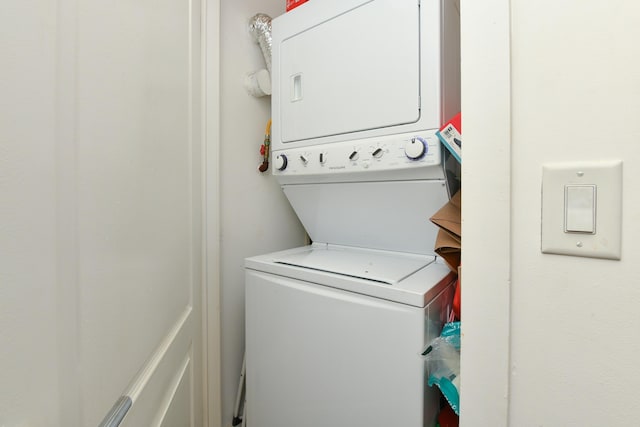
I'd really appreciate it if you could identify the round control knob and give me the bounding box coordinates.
[404,137,427,160]
[372,148,384,159]
[275,154,288,171]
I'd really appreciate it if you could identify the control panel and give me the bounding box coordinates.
[272,132,443,183]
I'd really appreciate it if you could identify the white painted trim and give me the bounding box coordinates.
[151,353,192,427]
[459,0,512,425]
[125,307,193,402]
[204,0,223,426]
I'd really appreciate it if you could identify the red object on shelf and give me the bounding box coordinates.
[438,404,459,427]
[286,0,309,11]
[452,271,461,320]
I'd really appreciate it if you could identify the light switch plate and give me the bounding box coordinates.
[541,160,622,260]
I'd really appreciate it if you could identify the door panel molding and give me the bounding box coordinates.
[126,307,192,403]
[155,356,192,427]
[119,307,194,426]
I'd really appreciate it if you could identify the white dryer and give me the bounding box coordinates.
[245,0,460,425]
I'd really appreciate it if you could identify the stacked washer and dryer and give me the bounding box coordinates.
[244,0,460,425]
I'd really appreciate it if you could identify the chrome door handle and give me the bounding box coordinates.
[98,395,132,427]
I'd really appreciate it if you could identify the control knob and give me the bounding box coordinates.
[404,137,427,160]
[274,154,288,171]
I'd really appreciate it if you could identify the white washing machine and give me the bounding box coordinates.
[245,245,456,427]
[245,0,460,425]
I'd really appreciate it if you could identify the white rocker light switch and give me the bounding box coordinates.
[564,185,596,234]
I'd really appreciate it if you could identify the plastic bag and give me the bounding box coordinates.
[422,322,461,415]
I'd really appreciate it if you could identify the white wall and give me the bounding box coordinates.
[463,0,640,425]
[219,1,306,425]
[509,1,640,424]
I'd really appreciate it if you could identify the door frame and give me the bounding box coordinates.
[203,0,222,426]
[459,0,512,426]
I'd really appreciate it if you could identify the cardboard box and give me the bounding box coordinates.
[430,191,461,272]
[436,112,462,163]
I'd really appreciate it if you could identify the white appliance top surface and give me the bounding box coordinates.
[245,244,454,307]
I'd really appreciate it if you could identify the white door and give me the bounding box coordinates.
[1,0,207,426]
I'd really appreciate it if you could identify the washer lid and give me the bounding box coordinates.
[246,244,454,307]
[281,180,449,255]
[274,245,435,285]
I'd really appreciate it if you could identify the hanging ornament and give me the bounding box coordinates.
[258,119,272,172]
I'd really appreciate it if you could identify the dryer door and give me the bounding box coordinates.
[277,0,420,143]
